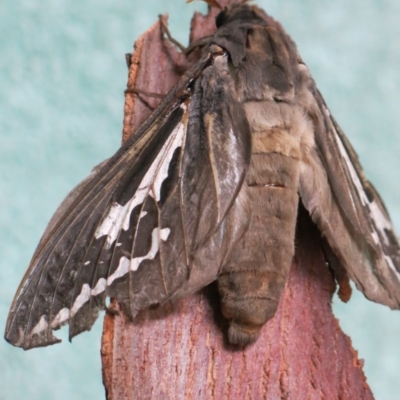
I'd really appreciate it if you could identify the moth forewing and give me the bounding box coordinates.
[5,98,191,349]
[4,39,252,349]
[300,86,400,308]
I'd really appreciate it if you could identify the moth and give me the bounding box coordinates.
[5,1,400,350]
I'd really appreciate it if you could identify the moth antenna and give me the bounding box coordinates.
[186,0,223,10]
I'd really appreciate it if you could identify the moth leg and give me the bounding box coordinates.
[159,14,213,55]
[218,153,300,345]
[125,88,166,99]
[184,36,214,55]
[159,15,187,53]
[124,88,167,111]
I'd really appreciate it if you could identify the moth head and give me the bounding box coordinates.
[214,4,298,102]
[240,25,297,102]
[215,2,262,28]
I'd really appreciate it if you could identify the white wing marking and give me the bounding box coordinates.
[130,227,170,271]
[70,284,91,317]
[94,104,187,246]
[385,255,399,278]
[106,227,171,287]
[325,106,400,282]
[50,307,70,328]
[68,278,107,320]
[29,100,186,337]
[31,315,48,335]
[91,278,107,296]
[368,200,393,244]
[107,257,130,287]
[32,227,172,332]
[326,106,392,246]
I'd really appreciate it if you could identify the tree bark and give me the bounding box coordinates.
[101,2,374,399]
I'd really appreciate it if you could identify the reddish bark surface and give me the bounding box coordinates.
[101,2,374,399]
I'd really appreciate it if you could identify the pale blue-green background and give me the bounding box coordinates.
[1,1,399,399]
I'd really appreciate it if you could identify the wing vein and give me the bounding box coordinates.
[206,117,221,221]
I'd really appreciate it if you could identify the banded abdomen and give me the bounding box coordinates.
[217,99,312,345]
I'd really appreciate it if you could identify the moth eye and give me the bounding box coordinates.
[215,9,228,28]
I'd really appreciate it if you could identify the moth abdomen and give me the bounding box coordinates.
[218,270,285,345]
[218,152,300,345]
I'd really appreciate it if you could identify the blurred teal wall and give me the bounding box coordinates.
[1,1,399,399]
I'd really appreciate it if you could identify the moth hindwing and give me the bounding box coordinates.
[5,3,400,350]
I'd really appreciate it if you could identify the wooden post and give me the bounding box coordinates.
[101,2,374,398]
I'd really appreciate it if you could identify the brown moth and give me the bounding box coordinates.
[5,2,400,350]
